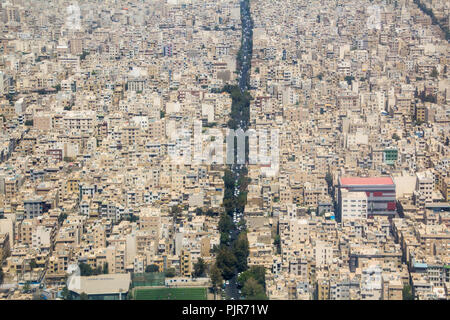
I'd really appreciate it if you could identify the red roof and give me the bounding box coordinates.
[340,177,394,186]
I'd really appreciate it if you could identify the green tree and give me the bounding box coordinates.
[23,281,31,293]
[29,260,37,270]
[80,292,89,300]
[58,213,68,224]
[241,278,267,300]
[273,235,281,254]
[193,258,206,278]
[344,76,355,86]
[218,213,233,234]
[165,268,176,278]
[392,133,400,141]
[430,67,438,78]
[237,266,266,289]
[102,262,109,274]
[0,266,4,285]
[216,247,237,280]
[145,264,160,273]
[79,263,95,276]
[325,172,333,190]
[171,205,182,220]
[79,51,89,61]
[209,264,223,300]
[233,232,249,272]
[220,232,230,246]
[402,284,414,300]
[61,286,70,300]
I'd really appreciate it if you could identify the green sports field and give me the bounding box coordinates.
[134,287,207,300]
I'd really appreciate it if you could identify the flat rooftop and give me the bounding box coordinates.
[68,273,131,295]
[340,177,394,186]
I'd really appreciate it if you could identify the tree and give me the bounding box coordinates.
[165,268,176,278]
[80,292,89,300]
[79,51,89,61]
[241,278,267,300]
[233,232,249,272]
[145,264,159,273]
[126,214,139,223]
[344,76,355,86]
[205,209,217,217]
[58,213,68,224]
[237,266,266,289]
[209,264,223,300]
[216,247,237,280]
[193,258,206,278]
[392,133,400,141]
[273,235,281,254]
[325,171,333,192]
[171,205,182,220]
[29,260,37,270]
[79,263,101,276]
[23,281,31,293]
[61,286,70,300]
[102,262,109,274]
[430,67,438,78]
[218,213,233,234]
[24,120,33,126]
[402,284,414,300]
[0,266,4,285]
[220,232,230,246]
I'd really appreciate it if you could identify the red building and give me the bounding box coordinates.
[338,177,396,217]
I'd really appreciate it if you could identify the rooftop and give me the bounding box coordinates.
[340,177,395,186]
[68,273,131,296]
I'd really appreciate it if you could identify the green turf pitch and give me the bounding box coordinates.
[134,287,207,300]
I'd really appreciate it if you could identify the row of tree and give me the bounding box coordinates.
[79,262,108,276]
[216,84,252,130]
[212,1,266,299]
